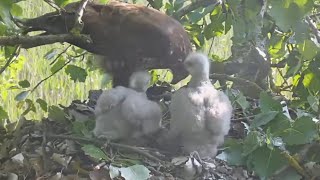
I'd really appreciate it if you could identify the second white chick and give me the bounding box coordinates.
[93,71,162,141]
[168,52,232,158]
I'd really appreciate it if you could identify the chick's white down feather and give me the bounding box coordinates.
[169,52,232,158]
[93,71,162,140]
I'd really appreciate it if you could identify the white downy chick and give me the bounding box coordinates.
[168,52,233,158]
[93,71,162,141]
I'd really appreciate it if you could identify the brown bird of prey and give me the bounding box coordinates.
[22,1,192,87]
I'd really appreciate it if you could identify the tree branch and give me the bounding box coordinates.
[306,16,320,44]
[174,0,221,19]
[0,34,92,49]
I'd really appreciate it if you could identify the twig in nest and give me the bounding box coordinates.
[46,134,165,164]
[41,121,49,172]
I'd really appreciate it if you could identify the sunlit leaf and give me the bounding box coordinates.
[10,3,23,17]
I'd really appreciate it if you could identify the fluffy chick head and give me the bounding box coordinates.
[129,71,151,92]
[184,52,210,77]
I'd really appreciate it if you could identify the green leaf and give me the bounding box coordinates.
[14,90,29,101]
[0,106,9,122]
[259,92,282,113]
[81,144,110,161]
[10,3,22,17]
[50,57,65,73]
[280,116,317,145]
[109,165,150,180]
[269,0,313,31]
[268,114,291,136]
[36,98,48,112]
[297,40,318,60]
[216,138,246,166]
[54,0,77,7]
[97,0,109,4]
[48,105,66,122]
[22,99,36,116]
[235,93,250,110]
[249,145,287,178]
[242,131,263,156]
[307,95,319,112]
[0,22,7,35]
[251,111,279,128]
[72,121,91,137]
[268,34,287,59]
[65,65,87,82]
[18,80,30,88]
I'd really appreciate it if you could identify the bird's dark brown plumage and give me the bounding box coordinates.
[24,1,192,86]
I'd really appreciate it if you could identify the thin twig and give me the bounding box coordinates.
[174,0,221,19]
[46,134,165,164]
[49,45,72,65]
[0,45,21,75]
[30,58,73,93]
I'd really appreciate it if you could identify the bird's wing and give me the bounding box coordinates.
[94,86,130,116]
